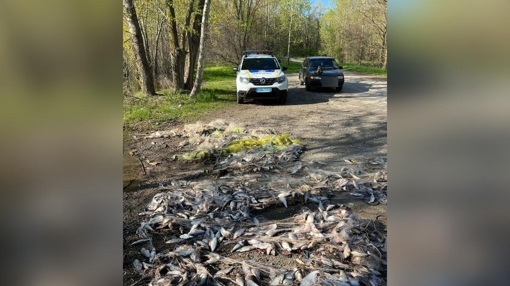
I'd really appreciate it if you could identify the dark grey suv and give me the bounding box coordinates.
[299,57,344,92]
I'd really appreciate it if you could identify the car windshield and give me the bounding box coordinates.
[309,59,339,70]
[242,58,280,70]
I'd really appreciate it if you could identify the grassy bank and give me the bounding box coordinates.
[123,66,237,131]
[341,63,387,76]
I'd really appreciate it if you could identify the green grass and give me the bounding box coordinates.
[123,65,237,131]
[341,63,387,76]
[281,61,302,73]
[201,66,237,82]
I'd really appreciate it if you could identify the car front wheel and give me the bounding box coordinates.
[237,93,244,104]
[336,84,343,92]
[305,78,311,91]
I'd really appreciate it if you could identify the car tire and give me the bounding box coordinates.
[279,91,288,105]
[336,84,343,92]
[305,78,311,91]
[237,93,244,104]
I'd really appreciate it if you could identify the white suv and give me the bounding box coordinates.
[233,50,288,104]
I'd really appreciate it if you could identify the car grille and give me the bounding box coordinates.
[250,78,277,86]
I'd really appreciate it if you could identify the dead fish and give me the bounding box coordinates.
[283,272,294,285]
[251,241,272,250]
[270,273,285,285]
[326,215,341,222]
[131,238,151,245]
[335,178,349,189]
[232,240,246,253]
[237,245,255,252]
[281,241,292,252]
[148,215,164,225]
[180,234,193,239]
[368,194,375,204]
[330,258,350,269]
[141,248,151,258]
[349,192,364,198]
[220,227,232,238]
[293,268,303,282]
[235,273,245,286]
[350,172,361,180]
[133,259,143,275]
[214,267,234,278]
[318,200,325,211]
[300,270,320,286]
[251,268,261,281]
[306,213,315,223]
[233,228,246,239]
[203,252,221,264]
[188,228,205,235]
[267,244,276,255]
[290,163,303,174]
[351,250,368,257]
[278,195,288,208]
[352,180,360,190]
[165,238,183,244]
[149,248,156,262]
[136,223,154,237]
[245,275,259,286]
[209,237,219,252]
[190,249,201,262]
[343,243,351,259]
[291,242,307,250]
[241,262,253,277]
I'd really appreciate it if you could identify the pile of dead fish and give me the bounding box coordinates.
[130,120,387,285]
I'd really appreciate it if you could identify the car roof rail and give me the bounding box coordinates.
[243,50,274,56]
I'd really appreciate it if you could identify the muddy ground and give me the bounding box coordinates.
[123,71,387,285]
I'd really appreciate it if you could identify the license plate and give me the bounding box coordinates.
[256,88,271,93]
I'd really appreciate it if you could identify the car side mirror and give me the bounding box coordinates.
[339,66,343,69]
[233,67,238,72]
[282,66,288,71]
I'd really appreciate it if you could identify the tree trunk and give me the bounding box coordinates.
[381,30,387,70]
[185,0,206,90]
[286,15,293,66]
[190,0,212,98]
[170,49,186,90]
[358,24,364,66]
[123,0,156,95]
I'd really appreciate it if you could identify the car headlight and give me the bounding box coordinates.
[310,76,321,80]
[338,75,344,79]
[277,75,286,83]
[239,77,250,84]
